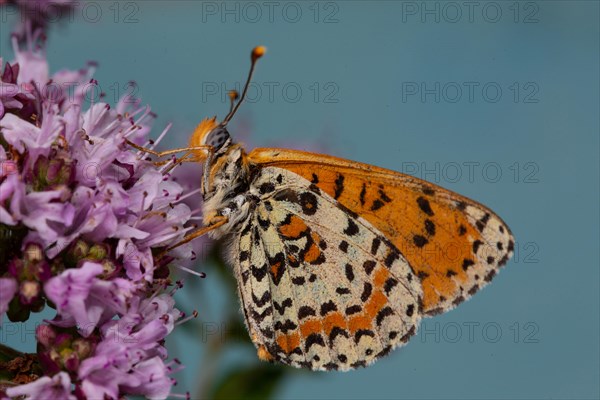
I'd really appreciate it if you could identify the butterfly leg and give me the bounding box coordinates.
[156,215,229,259]
[125,139,213,158]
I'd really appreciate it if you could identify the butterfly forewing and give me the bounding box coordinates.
[235,167,423,371]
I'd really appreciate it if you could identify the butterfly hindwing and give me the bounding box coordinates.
[247,148,515,315]
[233,167,423,370]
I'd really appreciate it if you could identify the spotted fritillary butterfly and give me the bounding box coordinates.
[141,46,514,371]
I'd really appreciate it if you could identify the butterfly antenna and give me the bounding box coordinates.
[222,45,266,126]
[227,90,239,116]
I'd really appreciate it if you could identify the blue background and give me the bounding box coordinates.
[1,1,598,399]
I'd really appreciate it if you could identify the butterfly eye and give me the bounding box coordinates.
[204,126,230,150]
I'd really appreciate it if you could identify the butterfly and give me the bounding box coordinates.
[134,46,515,371]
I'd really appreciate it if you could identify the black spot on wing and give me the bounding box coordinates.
[345,305,362,315]
[476,213,491,232]
[336,287,351,295]
[359,183,367,206]
[299,192,318,216]
[468,285,480,295]
[384,278,398,294]
[422,187,435,196]
[323,362,339,371]
[371,237,381,255]
[240,222,252,237]
[259,182,275,194]
[384,250,399,268]
[257,214,270,230]
[320,300,338,316]
[274,319,298,333]
[292,276,306,285]
[360,282,372,302]
[508,240,515,252]
[354,329,375,344]
[417,196,434,216]
[462,258,475,271]
[339,240,349,253]
[413,235,429,247]
[400,325,416,343]
[334,174,345,199]
[484,269,496,282]
[345,264,355,282]
[424,219,435,236]
[376,307,394,326]
[251,307,272,323]
[252,291,272,307]
[273,298,293,315]
[378,189,392,203]
[363,260,376,275]
[343,217,359,236]
[452,296,465,306]
[329,327,350,345]
[251,263,267,281]
[298,306,316,320]
[304,333,326,352]
[377,345,392,359]
[370,199,385,211]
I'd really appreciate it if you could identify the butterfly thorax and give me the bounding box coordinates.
[201,142,257,239]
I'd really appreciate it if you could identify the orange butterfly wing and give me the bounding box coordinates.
[247,148,515,315]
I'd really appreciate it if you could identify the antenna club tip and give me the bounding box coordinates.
[228,90,239,100]
[252,46,267,61]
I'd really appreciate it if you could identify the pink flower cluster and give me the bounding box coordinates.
[1,6,200,398]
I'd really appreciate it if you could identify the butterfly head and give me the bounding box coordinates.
[190,116,232,155]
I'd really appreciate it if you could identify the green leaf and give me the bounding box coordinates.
[210,364,286,400]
